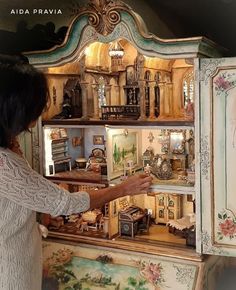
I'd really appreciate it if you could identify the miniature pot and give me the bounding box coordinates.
[76,158,87,169]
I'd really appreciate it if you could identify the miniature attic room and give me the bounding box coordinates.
[21,2,232,284]
[42,40,195,123]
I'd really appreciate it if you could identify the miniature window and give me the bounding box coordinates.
[104,203,109,217]
[144,70,151,81]
[183,70,194,107]
[155,71,161,82]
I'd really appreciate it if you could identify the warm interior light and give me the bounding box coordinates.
[109,41,124,58]
[84,46,90,56]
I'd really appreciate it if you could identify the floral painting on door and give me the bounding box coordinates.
[42,242,197,290]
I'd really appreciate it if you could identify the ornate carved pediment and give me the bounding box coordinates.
[71,0,130,36]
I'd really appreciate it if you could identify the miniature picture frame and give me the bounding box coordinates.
[106,128,142,180]
[93,135,104,145]
[59,128,68,138]
[72,136,83,147]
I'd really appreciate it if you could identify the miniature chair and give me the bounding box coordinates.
[80,221,89,232]
[138,213,151,234]
[98,215,104,230]
[76,217,89,233]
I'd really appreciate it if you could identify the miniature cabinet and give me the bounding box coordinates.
[155,193,182,224]
[23,0,234,289]
[50,137,71,175]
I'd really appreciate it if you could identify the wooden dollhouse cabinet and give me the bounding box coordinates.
[22,1,236,289]
[155,193,182,224]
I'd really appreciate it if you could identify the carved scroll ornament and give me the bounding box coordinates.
[74,0,129,36]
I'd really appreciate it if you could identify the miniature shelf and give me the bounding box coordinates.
[110,175,195,195]
[149,184,195,195]
[42,118,194,128]
[45,169,108,186]
[51,137,69,143]
[53,156,72,163]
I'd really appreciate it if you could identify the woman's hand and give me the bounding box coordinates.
[119,174,153,196]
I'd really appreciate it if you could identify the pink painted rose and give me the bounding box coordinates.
[214,76,231,90]
[140,262,163,285]
[219,218,236,237]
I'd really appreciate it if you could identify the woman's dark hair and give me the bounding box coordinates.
[0,55,48,148]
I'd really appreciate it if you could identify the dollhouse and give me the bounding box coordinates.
[22,0,236,289]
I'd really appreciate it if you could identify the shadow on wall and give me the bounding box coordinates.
[0,20,68,54]
[216,267,236,290]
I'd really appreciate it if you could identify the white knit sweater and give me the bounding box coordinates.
[0,148,90,290]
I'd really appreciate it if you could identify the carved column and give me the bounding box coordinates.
[92,84,99,119]
[80,82,89,120]
[105,85,112,105]
[138,80,146,120]
[158,82,166,119]
[166,82,173,117]
[149,81,156,119]
[114,85,120,105]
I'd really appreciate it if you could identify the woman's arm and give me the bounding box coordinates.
[87,174,152,209]
[0,151,90,215]
[0,151,152,215]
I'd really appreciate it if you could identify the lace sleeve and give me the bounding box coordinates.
[0,152,90,216]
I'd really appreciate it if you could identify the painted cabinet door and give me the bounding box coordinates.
[18,118,42,173]
[43,241,201,290]
[198,57,236,256]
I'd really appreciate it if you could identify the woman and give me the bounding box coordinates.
[0,57,152,290]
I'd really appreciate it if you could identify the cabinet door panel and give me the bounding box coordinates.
[199,57,236,256]
[18,118,42,173]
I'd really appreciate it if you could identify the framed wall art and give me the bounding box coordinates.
[106,128,142,180]
[93,135,105,145]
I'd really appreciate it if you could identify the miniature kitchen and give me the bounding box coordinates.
[23,1,234,289]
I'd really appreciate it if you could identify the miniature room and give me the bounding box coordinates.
[42,40,194,122]
[41,124,196,248]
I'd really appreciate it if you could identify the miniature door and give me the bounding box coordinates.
[199,57,236,256]
[155,193,182,224]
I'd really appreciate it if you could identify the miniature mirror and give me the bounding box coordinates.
[169,130,185,154]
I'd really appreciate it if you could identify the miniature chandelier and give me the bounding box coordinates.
[109,41,125,72]
[109,41,124,58]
